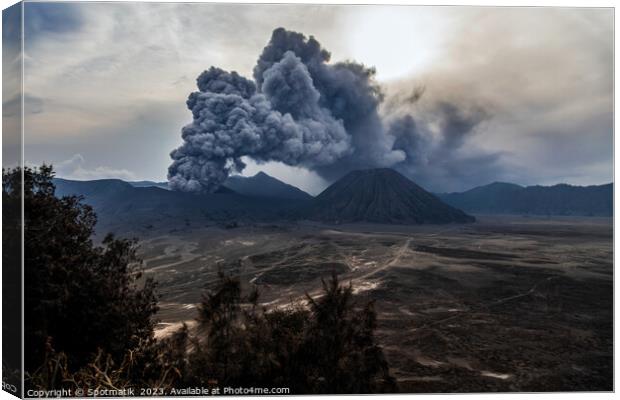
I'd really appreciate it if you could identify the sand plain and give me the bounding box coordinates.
[137,215,613,392]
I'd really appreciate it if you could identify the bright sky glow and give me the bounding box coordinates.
[345,7,447,81]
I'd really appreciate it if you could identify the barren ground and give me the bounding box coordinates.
[137,215,613,392]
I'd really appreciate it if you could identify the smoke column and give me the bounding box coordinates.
[168,28,485,193]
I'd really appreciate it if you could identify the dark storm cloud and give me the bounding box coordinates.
[436,102,488,149]
[388,115,425,163]
[384,100,499,191]
[24,3,83,40]
[3,3,21,44]
[2,94,45,117]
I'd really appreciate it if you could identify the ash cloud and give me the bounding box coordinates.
[385,100,493,191]
[168,27,487,192]
[383,8,612,191]
[168,46,351,192]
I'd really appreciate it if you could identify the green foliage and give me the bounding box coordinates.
[3,165,158,373]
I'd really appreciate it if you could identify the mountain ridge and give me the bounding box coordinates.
[52,171,612,236]
[52,177,309,234]
[126,172,313,200]
[223,172,313,200]
[438,181,613,216]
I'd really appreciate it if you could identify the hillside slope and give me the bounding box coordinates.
[308,169,475,224]
[223,172,312,200]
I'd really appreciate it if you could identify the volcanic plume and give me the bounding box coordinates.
[168,28,485,193]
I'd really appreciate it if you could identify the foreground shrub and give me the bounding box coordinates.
[3,166,158,373]
[175,272,397,393]
[27,273,397,394]
[15,165,395,394]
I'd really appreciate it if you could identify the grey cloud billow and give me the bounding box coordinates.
[168,27,485,193]
[168,45,350,193]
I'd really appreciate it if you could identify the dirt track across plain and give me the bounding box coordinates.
[139,215,613,392]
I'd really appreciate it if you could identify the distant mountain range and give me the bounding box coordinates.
[127,172,312,200]
[53,169,473,232]
[437,182,613,217]
[308,169,474,224]
[53,177,309,234]
[53,170,612,234]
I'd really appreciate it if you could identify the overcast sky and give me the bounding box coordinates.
[16,3,613,194]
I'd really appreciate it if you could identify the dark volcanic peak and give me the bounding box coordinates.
[310,168,475,224]
[223,171,313,200]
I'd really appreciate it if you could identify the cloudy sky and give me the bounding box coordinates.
[16,2,613,194]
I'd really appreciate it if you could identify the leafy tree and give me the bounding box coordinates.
[3,165,158,373]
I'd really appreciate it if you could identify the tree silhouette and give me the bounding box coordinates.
[10,165,395,393]
[176,272,396,393]
[3,165,158,373]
